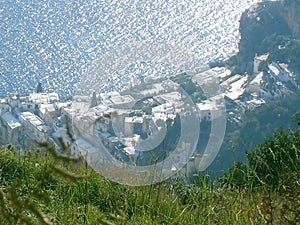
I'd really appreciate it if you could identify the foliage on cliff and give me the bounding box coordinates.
[225,0,300,74]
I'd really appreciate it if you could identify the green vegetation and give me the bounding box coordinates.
[227,35,300,74]
[260,36,300,70]
[170,73,205,103]
[208,92,300,177]
[0,122,300,224]
[230,92,300,161]
[223,0,300,74]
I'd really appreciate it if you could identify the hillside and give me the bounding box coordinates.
[1,1,300,223]
[207,0,300,177]
[227,0,300,73]
[0,124,299,224]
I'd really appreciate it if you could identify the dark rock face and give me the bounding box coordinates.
[229,0,300,74]
[239,1,291,56]
[284,0,300,37]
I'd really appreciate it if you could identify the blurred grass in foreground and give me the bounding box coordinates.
[0,125,299,224]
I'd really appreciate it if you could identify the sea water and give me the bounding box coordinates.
[0,0,263,97]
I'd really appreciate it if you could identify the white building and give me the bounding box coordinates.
[253,53,269,74]
[197,94,224,122]
[0,112,22,146]
[224,75,248,101]
[247,72,264,93]
[268,62,297,87]
[19,111,51,142]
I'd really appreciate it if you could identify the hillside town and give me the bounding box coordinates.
[0,54,299,170]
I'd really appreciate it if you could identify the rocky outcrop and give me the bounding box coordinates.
[283,0,300,37]
[228,0,300,74]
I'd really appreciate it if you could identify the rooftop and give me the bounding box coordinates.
[250,72,264,86]
[29,92,59,104]
[123,146,135,155]
[19,111,50,132]
[225,75,248,101]
[39,104,56,115]
[197,100,218,111]
[269,63,280,76]
[224,74,242,85]
[160,91,182,102]
[140,83,165,96]
[255,53,269,61]
[1,112,22,129]
[211,67,232,79]
[110,95,134,105]
[246,99,266,106]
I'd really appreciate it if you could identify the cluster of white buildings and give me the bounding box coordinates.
[65,78,195,165]
[196,54,299,126]
[0,92,61,149]
[0,78,195,166]
[0,54,298,172]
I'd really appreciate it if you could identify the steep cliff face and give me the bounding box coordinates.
[283,0,300,37]
[228,0,300,73]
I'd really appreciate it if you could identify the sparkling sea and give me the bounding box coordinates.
[0,0,263,97]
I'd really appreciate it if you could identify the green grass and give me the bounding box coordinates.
[0,126,299,224]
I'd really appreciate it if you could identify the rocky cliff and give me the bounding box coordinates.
[284,0,300,36]
[228,0,300,73]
